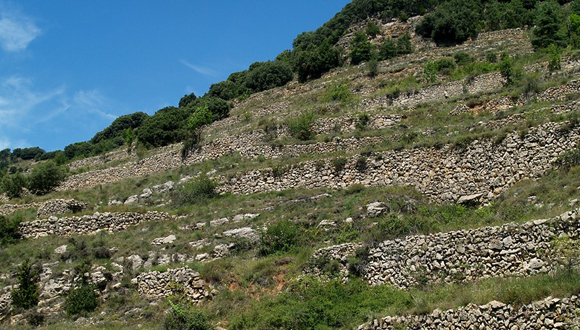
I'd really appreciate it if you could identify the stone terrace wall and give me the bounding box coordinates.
[0,203,40,217]
[132,267,210,304]
[364,209,579,289]
[358,296,579,330]
[219,122,580,203]
[307,209,579,289]
[36,199,87,218]
[19,211,171,238]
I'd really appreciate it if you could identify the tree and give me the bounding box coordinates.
[90,112,148,144]
[416,0,482,46]
[124,128,135,154]
[365,21,381,38]
[11,260,39,310]
[245,61,293,92]
[0,215,21,246]
[547,44,561,71]
[207,81,240,100]
[1,173,26,199]
[531,0,566,49]
[137,106,188,148]
[178,93,197,108]
[27,161,67,195]
[350,31,374,65]
[396,33,414,55]
[379,39,398,60]
[570,13,580,47]
[499,52,521,86]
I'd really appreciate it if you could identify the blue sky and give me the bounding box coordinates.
[0,0,351,152]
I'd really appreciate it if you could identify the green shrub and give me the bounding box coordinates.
[367,57,378,78]
[173,174,217,206]
[350,31,374,65]
[332,157,347,173]
[380,38,398,60]
[547,44,561,71]
[0,215,22,246]
[486,52,498,63]
[1,173,26,199]
[259,220,299,256]
[365,21,380,38]
[531,0,566,50]
[11,260,39,310]
[355,113,370,130]
[245,61,293,93]
[27,161,67,195]
[287,112,315,141]
[325,83,352,103]
[64,283,98,316]
[271,165,288,178]
[164,302,213,330]
[137,106,189,148]
[434,57,456,75]
[355,156,368,172]
[230,277,410,330]
[416,0,482,46]
[555,147,580,172]
[423,61,438,83]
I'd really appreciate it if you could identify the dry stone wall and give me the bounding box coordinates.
[307,209,579,289]
[219,122,580,203]
[132,267,210,304]
[358,296,579,330]
[19,211,171,238]
[0,203,40,217]
[364,209,579,288]
[36,199,87,218]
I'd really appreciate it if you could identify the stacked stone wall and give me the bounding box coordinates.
[19,211,171,238]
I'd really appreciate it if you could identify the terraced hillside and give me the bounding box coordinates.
[2,9,580,330]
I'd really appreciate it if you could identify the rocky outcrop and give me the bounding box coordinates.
[36,199,87,218]
[19,211,171,238]
[219,122,580,203]
[358,296,579,330]
[308,209,580,289]
[132,267,210,304]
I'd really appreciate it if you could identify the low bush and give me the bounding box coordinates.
[332,157,347,173]
[355,156,368,172]
[27,161,67,195]
[555,147,580,172]
[0,215,22,246]
[173,174,217,206]
[287,112,315,141]
[64,283,98,316]
[165,301,213,330]
[259,220,300,256]
[11,260,39,310]
[1,173,26,199]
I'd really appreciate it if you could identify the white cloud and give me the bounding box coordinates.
[0,75,64,130]
[0,136,29,150]
[72,90,117,121]
[0,75,119,150]
[0,4,41,52]
[180,59,217,76]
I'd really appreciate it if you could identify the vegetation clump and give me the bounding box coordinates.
[11,260,40,311]
[173,174,217,205]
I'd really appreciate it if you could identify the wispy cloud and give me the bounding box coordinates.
[0,75,119,149]
[0,3,41,52]
[180,59,217,76]
[72,90,117,121]
[0,136,28,150]
[0,75,65,131]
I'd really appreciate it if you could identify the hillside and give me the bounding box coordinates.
[2,1,580,329]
